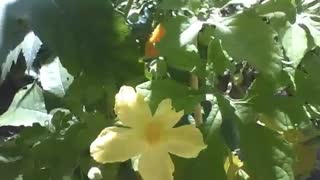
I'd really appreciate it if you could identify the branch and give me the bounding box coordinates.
[190,74,203,126]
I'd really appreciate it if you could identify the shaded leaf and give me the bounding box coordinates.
[293,143,318,177]
[295,50,320,105]
[240,123,294,180]
[136,79,204,114]
[215,94,241,150]
[252,96,310,131]
[174,101,228,180]
[28,0,141,79]
[63,74,117,116]
[214,10,283,80]
[207,38,231,75]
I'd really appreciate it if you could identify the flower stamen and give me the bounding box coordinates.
[145,123,162,145]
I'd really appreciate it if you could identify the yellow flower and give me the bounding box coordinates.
[90,86,207,180]
[224,153,247,180]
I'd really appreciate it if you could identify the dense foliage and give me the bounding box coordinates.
[0,0,320,179]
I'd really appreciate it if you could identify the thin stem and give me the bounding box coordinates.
[190,74,203,126]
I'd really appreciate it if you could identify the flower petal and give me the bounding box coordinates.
[115,86,152,127]
[138,147,174,180]
[166,125,207,158]
[90,127,145,163]
[153,99,184,129]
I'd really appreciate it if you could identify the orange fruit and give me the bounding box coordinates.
[148,23,166,43]
[144,23,166,58]
[145,41,159,58]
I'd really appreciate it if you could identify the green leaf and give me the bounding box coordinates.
[207,0,229,7]
[21,31,42,71]
[157,16,204,76]
[1,31,41,81]
[207,38,231,75]
[214,10,283,80]
[174,101,228,180]
[39,57,74,98]
[17,123,50,146]
[29,0,141,79]
[297,0,320,47]
[0,84,52,126]
[174,130,228,180]
[0,123,51,180]
[300,16,320,47]
[17,112,105,179]
[158,0,199,10]
[281,23,308,68]
[158,0,188,9]
[248,73,290,96]
[0,42,22,82]
[73,112,113,150]
[252,96,310,131]
[295,49,320,105]
[215,94,241,150]
[63,74,117,116]
[255,0,296,23]
[136,79,204,114]
[0,1,30,80]
[240,123,294,180]
[198,25,215,46]
[248,73,311,131]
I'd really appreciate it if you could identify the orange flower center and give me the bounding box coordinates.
[145,123,162,145]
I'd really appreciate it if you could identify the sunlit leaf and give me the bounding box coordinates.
[39,57,73,97]
[21,31,42,71]
[0,0,30,82]
[0,42,22,82]
[281,23,308,68]
[255,0,296,23]
[240,123,295,180]
[214,10,283,80]
[0,84,52,126]
[297,0,320,47]
[157,16,204,76]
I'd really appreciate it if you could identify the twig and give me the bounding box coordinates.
[190,74,203,126]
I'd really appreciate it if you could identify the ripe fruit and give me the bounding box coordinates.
[144,23,166,58]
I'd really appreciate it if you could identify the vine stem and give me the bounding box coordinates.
[124,0,134,18]
[191,74,203,126]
